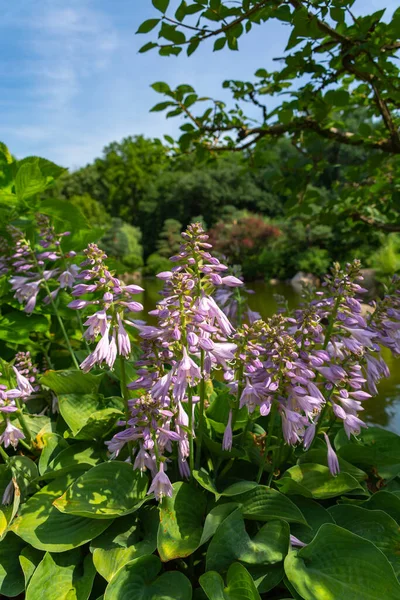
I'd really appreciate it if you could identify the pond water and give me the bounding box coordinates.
[135,278,400,434]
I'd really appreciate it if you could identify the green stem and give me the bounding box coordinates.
[14,398,32,445]
[256,402,278,484]
[188,387,195,477]
[0,445,9,464]
[77,312,91,353]
[195,350,206,470]
[323,294,342,350]
[268,418,283,486]
[119,356,133,459]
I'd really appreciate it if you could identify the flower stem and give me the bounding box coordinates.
[77,311,91,353]
[46,285,80,369]
[195,350,206,469]
[14,398,32,445]
[231,364,244,432]
[0,445,9,464]
[256,402,278,484]
[188,386,195,477]
[119,355,133,459]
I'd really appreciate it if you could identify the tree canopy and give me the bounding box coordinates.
[138,0,400,232]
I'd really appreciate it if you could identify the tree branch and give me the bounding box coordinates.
[352,213,400,232]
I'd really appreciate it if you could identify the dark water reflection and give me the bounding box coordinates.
[135,279,400,434]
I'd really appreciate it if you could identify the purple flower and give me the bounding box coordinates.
[222,410,233,451]
[147,463,173,501]
[173,348,201,401]
[324,433,340,476]
[0,420,25,449]
[13,366,33,397]
[117,315,131,358]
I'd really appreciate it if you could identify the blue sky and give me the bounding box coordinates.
[1,0,397,169]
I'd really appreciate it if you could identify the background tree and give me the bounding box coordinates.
[138,0,400,232]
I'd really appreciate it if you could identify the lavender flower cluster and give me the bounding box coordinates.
[104,225,400,497]
[8,215,78,314]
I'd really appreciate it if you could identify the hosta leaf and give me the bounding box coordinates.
[158,481,207,561]
[11,476,111,551]
[298,448,367,482]
[53,462,148,518]
[206,508,289,572]
[362,490,400,523]
[290,496,334,544]
[199,503,238,547]
[91,506,159,582]
[328,504,400,575]
[26,550,96,600]
[9,455,39,500]
[246,562,284,594]
[0,532,25,597]
[104,554,192,600]
[200,562,261,600]
[232,485,308,525]
[40,370,103,395]
[284,523,400,600]
[38,433,69,475]
[42,442,105,480]
[277,463,364,499]
[19,546,44,589]
[57,392,123,439]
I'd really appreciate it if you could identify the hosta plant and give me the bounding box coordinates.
[0,143,400,600]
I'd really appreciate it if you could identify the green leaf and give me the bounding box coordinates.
[151,81,171,94]
[11,476,111,551]
[0,311,49,344]
[9,455,39,501]
[91,506,158,582]
[193,468,219,496]
[277,463,364,499]
[53,462,148,519]
[139,41,157,53]
[104,554,192,600]
[362,490,400,523]
[199,504,238,547]
[136,18,160,33]
[38,433,69,475]
[26,550,96,600]
[152,0,170,13]
[298,448,367,482]
[325,89,350,107]
[220,481,259,497]
[150,101,174,112]
[40,369,103,395]
[246,562,284,594]
[15,160,47,200]
[329,504,400,575]
[284,524,400,600]
[232,485,308,525]
[0,532,25,597]
[158,481,207,561]
[200,562,261,600]
[42,442,105,480]
[290,496,334,544]
[57,393,122,439]
[214,37,226,51]
[206,508,289,572]
[19,546,44,589]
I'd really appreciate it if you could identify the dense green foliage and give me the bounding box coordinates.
[0,144,400,600]
[50,134,386,280]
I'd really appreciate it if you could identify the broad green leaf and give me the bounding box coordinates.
[0,311,49,344]
[199,503,238,547]
[158,481,207,561]
[0,464,20,540]
[57,392,122,439]
[193,468,219,496]
[277,463,363,499]
[200,562,261,600]
[0,532,26,597]
[15,160,47,200]
[26,550,95,600]
[206,508,289,572]
[19,546,44,589]
[91,506,158,582]
[362,490,400,523]
[329,504,400,575]
[38,433,69,475]
[39,198,89,231]
[232,485,308,525]
[220,481,259,496]
[54,462,148,518]
[11,476,111,551]
[40,369,103,395]
[298,448,367,482]
[285,524,400,600]
[290,496,333,544]
[42,442,105,479]
[104,554,192,600]
[247,563,284,594]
